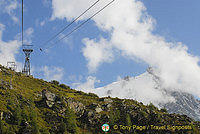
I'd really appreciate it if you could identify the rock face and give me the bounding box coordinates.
[42,90,56,108]
[95,107,103,113]
[104,98,113,103]
[161,91,200,121]
[67,98,85,117]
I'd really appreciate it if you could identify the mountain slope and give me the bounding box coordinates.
[94,68,200,121]
[0,65,200,134]
[162,91,200,121]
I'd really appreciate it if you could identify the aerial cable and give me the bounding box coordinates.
[41,0,115,51]
[22,0,24,46]
[40,0,100,51]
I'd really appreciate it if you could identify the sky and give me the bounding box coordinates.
[0,0,200,101]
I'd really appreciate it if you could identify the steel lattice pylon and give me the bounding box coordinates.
[22,45,33,75]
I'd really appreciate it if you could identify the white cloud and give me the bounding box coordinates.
[42,0,51,7]
[51,0,200,99]
[72,76,100,93]
[24,28,34,45]
[59,33,74,50]
[14,27,34,46]
[68,75,83,82]
[40,21,45,26]
[35,18,48,27]
[0,0,19,23]
[0,23,21,67]
[82,38,114,72]
[51,0,98,21]
[40,66,64,81]
[116,76,122,81]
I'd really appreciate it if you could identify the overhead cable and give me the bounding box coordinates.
[40,0,100,50]
[22,0,24,46]
[41,0,115,51]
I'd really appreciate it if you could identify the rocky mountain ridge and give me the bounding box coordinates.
[93,67,200,121]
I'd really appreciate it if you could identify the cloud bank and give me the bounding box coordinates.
[40,66,64,81]
[0,24,21,67]
[82,38,113,72]
[0,0,20,23]
[72,76,100,93]
[0,23,34,71]
[51,0,200,100]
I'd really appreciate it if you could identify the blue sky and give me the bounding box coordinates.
[142,0,200,56]
[0,0,200,91]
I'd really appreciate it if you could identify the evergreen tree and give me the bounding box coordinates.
[30,109,40,134]
[0,119,4,134]
[0,119,7,134]
[64,107,78,134]
[59,120,67,134]
[126,113,132,126]
[13,106,22,125]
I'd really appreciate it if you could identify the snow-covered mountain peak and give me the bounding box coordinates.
[94,71,175,106]
[92,68,200,121]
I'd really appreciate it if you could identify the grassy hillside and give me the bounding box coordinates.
[0,65,199,134]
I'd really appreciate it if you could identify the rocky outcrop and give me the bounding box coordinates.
[95,107,103,113]
[104,98,113,103]
[42,90,56,108]
[67,98,85,117]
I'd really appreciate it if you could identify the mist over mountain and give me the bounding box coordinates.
[89,67,200,121]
